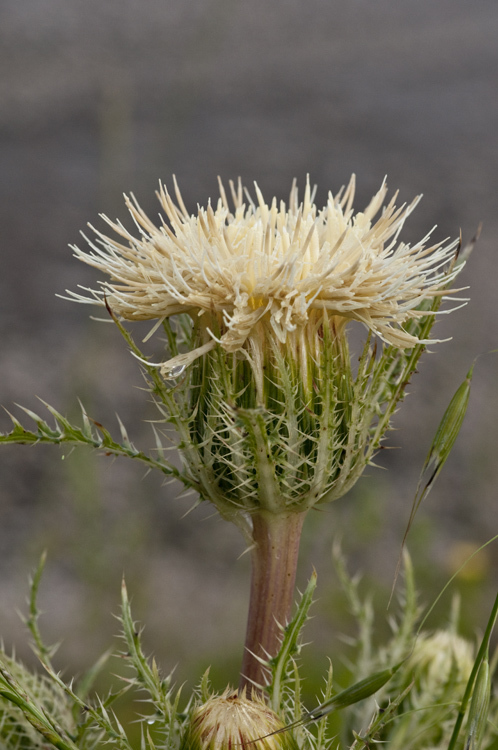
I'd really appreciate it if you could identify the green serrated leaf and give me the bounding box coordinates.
[270,570,317,712]
[120,579,174,720]
[0,400,193,489]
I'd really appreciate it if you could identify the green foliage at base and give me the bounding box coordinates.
[1,554,496,750]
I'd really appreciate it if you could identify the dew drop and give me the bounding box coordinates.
[147,718,156,725]
[168,364,186,378]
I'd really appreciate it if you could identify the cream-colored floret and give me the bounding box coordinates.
[68,176,462,371]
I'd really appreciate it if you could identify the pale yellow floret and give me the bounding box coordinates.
[68,176,462,374]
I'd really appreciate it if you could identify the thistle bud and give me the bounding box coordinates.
[180,690,299,750]
[406,630,474,705]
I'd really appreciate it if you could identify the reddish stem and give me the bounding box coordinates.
[239,510,306,696]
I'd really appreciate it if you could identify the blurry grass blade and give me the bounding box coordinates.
[420,362,474,482]
[448,591,498,750]
[306,661,403,719]
[411,361,473,522]
[417,535,498,639]
[75,648,113,701]
[257,661,403,743]
[391,363,474,600]
[465,658,491,750]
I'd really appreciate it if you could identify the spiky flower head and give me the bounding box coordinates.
[180,689,298,750]
[406,630,474,704]
[68,177,465,525]
[381,630,476,748]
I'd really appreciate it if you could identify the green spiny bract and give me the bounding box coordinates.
[155,300,441,530]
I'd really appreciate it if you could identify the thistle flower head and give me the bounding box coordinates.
[67,177,466,521]
[70,176,460,379]
[406,630,474,703]
[382,630,476,748]
[180,689,298,750]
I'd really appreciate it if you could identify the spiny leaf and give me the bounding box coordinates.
[270,570,317,712]
[25,551,58,667]
[120,579,175,719]
[349,683,413,750]
[199,669,211,704]
[0,400,193,488]
[313,660,334,750]
[36,663,133,750]
[75,648,114,702]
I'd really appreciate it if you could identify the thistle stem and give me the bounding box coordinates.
[239,510,306,697]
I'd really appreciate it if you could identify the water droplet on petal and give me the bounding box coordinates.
[168,364,186,378]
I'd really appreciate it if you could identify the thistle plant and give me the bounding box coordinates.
[63,175,464,691]
[1,174,489,750]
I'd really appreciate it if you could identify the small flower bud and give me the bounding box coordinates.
[180,690,299,750]
[406,630,474,705]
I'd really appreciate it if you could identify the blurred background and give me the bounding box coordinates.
[0,0,497,701]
